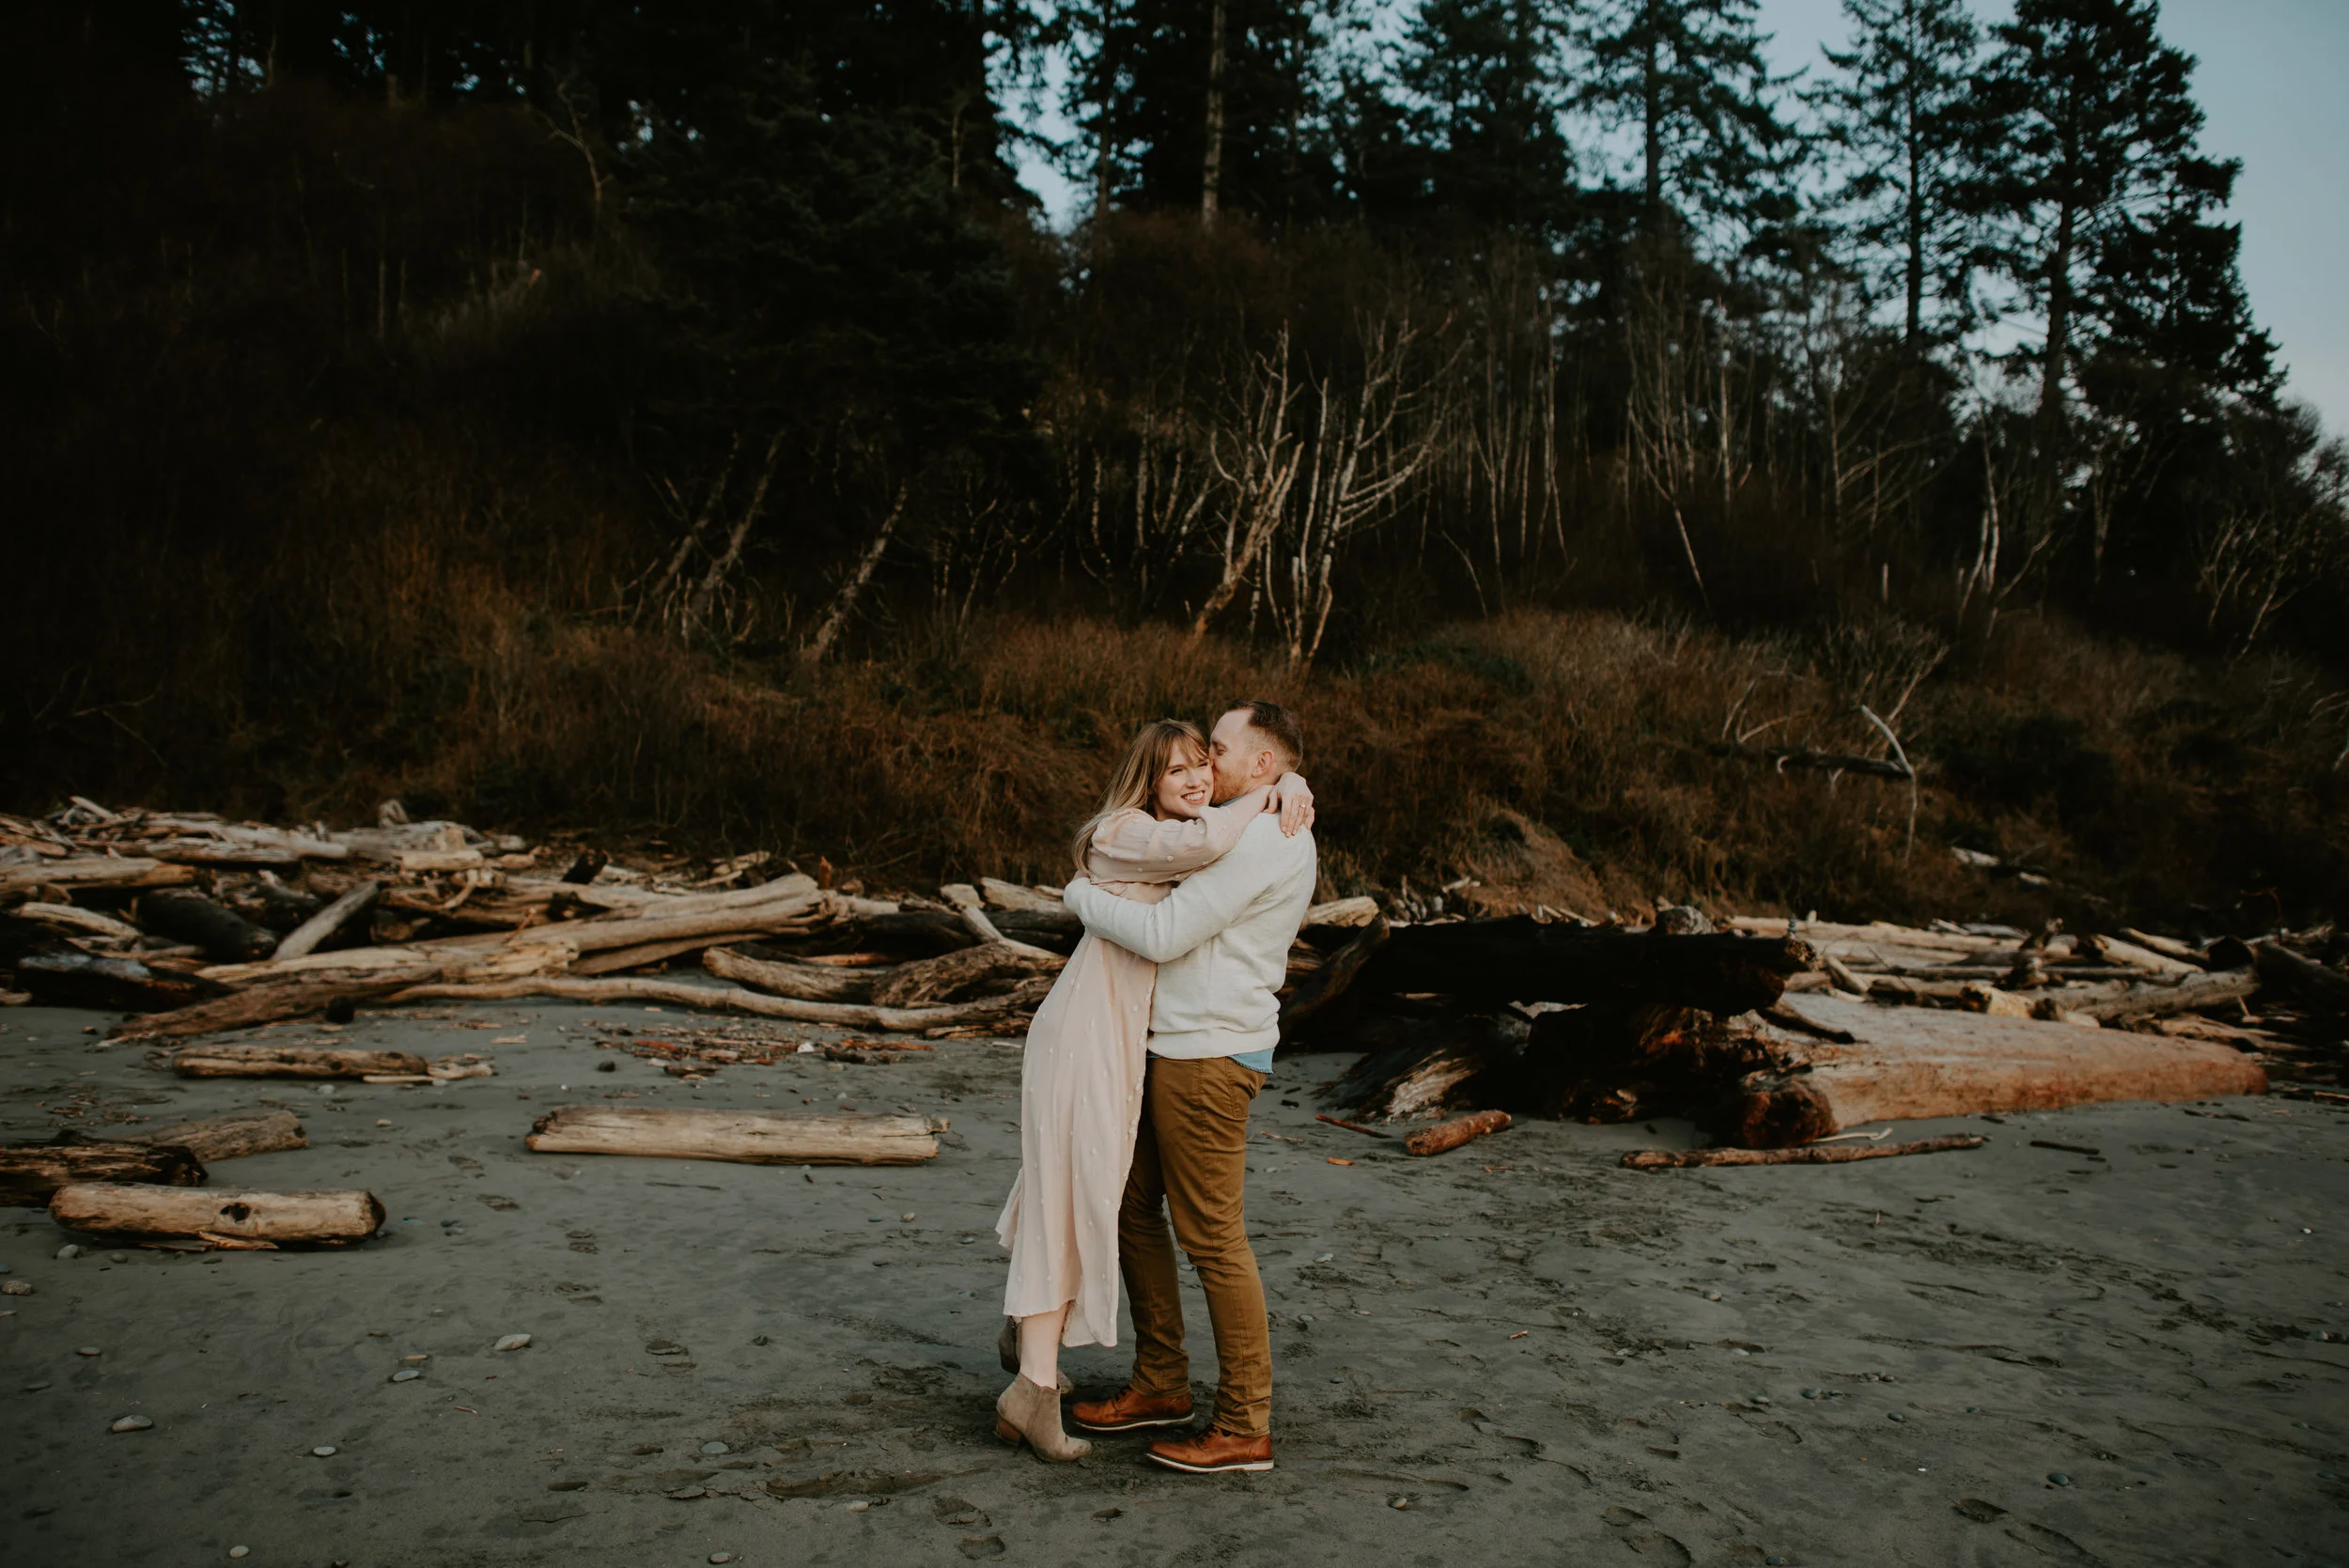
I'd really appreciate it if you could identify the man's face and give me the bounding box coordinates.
[1206,709,1273,803]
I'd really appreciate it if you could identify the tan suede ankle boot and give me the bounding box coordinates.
[994,1375,1092,1462]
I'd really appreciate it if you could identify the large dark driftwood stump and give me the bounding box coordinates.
[1365,919,1815,1014]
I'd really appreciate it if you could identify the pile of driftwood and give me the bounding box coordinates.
[1312,908,2342,1152]
[7,797,2338,1161]
[0,800,1117,1046]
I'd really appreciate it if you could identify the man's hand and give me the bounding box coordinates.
[1267,771,1315,836]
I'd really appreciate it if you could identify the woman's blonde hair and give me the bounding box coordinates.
[1072,719,1209,873]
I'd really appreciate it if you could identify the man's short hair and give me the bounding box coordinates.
[1229,699,1303,769]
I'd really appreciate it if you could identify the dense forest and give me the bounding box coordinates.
[6,0,2345,928]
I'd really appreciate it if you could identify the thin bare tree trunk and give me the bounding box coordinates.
[801,483,908,663]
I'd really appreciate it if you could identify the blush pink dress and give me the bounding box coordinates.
[994,789,1270,1347]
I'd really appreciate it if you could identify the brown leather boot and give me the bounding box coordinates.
[1145,1427,1274,1474]
[1070,1386,1196,1434]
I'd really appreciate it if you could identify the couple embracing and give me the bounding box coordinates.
[991,700,1317,1474]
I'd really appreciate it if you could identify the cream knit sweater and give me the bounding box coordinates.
[1061,814,1316,1060]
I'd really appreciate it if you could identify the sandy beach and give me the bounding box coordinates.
[4,992,2343,1567]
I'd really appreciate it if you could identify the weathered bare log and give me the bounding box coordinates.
[572,932,771,977]
[0,1137,206,1206]
[2076,933,2199,979]
[202,892,824,986]
[393,972,1050,1032]
[1304,896,1381,928]
[0,857,197,893]
[111,979,411,1042]
[980,877,1063,911]
[12,949,234,1014]
[525,1105,940,1165]
[127,1109,306,1161]
[1405,1109,1512,1157]
[272,880,381,960]
[1367,918,1815,1013]
[1750,993,2267,1128]
[2118,928,2210,968]
[1280,914,1390,1029]
[172,1045,429,1079]
[868,942,1064,1009]
[703,946,878,1001]
[2062,967,2260,1021]
[139,892,276,963]
[1622,1135,1985,1171]
[2252,941,2349,1011]
[9,902,143,942]
[50,1182,384,1247]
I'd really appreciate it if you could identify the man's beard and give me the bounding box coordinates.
[1208,768,1249,805]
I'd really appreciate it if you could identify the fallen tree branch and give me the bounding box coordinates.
[388,972,1047,1032]
[1621,1134,1985,1170]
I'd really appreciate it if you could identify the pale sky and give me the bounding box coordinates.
[1011,0,2348,438]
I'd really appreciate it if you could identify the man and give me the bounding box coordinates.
[1058,700,1316,1475]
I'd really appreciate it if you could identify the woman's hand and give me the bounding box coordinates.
[1267,771,1315,836]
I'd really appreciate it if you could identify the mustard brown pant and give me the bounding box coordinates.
[1117,1053,1271,1438]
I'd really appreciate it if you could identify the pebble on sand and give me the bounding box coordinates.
[701,1441,730,1454]
[228,1548,250,1560]
[1,1281,34,1296]
[2047,1472,2074,1487]
[75,1345,101,1357]
[311,1446,337,1457]
[56,1245,80,1260]
[110,1415,153,1433]
[390,1369,421,1383]
[108,1252,129,1263]
[494,1333,533,1352]
[710,1556,736,1564]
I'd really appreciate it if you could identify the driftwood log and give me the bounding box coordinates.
[272,880,381,960]
[1366,918,1815,1013]
[1281,915,1391,1031]
[137,892,275,963]
[0,856,196,893]
[868,942,1064,1008]
[2252,941,2349,1011]
[0,1136,206,1206]
[9,902,144,942]
[111,979,412,1042]
[12,949,233,1014]
[704,946,879,1001]
[1405,1109,1512,1157]
[1714,993,2269,1144]
[49,1182,383,1247]
[127,1109,306,1161]
[1622,1135,1986,1170]
[171,1045,430,1079]
[526,1105,941,1165]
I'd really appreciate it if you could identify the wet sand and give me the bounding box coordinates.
[3,994,2344,1567]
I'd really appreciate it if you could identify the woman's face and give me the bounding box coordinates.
[1154,748,1213,819]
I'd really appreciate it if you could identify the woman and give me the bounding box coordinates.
[989,718,1312,1460]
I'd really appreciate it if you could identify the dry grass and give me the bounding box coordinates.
[16,516,2341,929]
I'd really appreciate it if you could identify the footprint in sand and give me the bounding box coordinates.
[1602,1507,1693,1565]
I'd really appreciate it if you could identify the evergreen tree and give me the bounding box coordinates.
[1807,0,1983,348]
[1576,0,1795,236]
[1968,0,2241,436]
[1387,0,1579,239]
[1100,0,1338,222]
